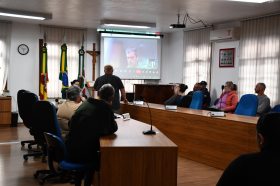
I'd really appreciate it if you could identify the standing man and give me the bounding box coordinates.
[255,82,271,115]
[94,65,128,112]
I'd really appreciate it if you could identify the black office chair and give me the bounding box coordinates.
[30,101,64,184]
[17,90,43,160]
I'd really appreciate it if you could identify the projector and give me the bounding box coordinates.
[169,24,186,29]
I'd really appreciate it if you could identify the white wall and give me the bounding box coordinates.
[210,41,239,104]
[8,22,98,112]
[160,30,184,84]
[9,22,40,112]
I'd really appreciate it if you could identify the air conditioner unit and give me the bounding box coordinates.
[210,27,240,42]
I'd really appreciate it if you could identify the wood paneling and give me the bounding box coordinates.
[120,103,259,169]
[134,84,174,104]
[96,119,178,186]
[0,97,11,126]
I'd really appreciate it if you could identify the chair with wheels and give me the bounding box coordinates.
[189,91,204,110]
[17,90,42,160]
[42,132,92,186]
[234,94,258,116]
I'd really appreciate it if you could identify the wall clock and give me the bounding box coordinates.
[18,44,29,55]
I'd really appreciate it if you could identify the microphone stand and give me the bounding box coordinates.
[219,85,224,110]
[143,100,156,135]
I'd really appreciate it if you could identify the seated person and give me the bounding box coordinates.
[65,84,118,177]
[217,112,280,186]
[214,81,238,113]
[57,86,82,138]
[255,82,271,115]
[181,83,202,108]
[200,81,211,109]
[164,83,188,106]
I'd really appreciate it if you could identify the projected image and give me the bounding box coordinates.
[102,36,160,79]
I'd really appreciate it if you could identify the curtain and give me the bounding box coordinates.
[40,26,87,98]
[239,15,280,106]
[183,28,211,90]
[0,22,11,95]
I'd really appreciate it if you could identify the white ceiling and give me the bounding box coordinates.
[0,0,280,32]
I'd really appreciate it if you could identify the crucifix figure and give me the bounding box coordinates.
[86,43,100,80]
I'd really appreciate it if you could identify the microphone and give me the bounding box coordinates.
[143,99,156,135]
[219,85,224,110]
[221,85,225,90]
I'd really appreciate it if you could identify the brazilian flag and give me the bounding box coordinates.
[59,43,68,98]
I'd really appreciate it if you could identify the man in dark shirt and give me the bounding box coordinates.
[200,81,211,109]
[217,112,280,186]
[94,65,128,112]
[65,84,118,169]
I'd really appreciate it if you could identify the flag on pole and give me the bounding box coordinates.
[59,43,68,98]
[78,45,85,88]
[39,43,48,100]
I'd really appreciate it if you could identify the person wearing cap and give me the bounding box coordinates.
[217,112,280,186]
[200,81,211,109]
[164,83,188,106]
[57,86,82,138]
[93,65,128,112]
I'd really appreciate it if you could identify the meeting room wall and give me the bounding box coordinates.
[210,41,240,105]
[8,22,97,112]
[159,30,184,84]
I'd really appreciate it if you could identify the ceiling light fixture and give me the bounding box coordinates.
[228,0,271,3]
[101,20,156,29]
[0,8,52,20]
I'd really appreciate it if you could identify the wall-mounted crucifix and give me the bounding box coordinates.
[86,43,100,80]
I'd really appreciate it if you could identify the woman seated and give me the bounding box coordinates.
[215,81,238,113]
[164,83,188,106]
[57,86,83,138]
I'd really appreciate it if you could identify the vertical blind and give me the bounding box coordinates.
[239,15,280,106]
[183,28,211,90]
[0,22,11,94]
[40,26,86,98]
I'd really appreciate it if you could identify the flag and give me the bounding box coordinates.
[39,43,48,100]
[78,46,85,88]
[59,43,68,98]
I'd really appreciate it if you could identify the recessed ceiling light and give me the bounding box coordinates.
[0,8,52,20]
[228,0,271,3]
[101,20,156,29]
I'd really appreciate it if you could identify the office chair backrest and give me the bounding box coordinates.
[189,91,203,110]
[234,94,258,116]
[31,101,62,145]
[271,104,280,113]
[44,132,66,163]
[17,90,39,128]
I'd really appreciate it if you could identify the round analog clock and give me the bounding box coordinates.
[18,44,29,55]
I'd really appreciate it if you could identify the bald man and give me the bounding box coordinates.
[255,83,271,115]
[93,65,128,111]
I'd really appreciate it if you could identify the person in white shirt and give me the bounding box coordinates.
[57,86,82,138]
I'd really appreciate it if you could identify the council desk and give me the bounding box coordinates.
[95,118,178,186]
[120,103,259,169]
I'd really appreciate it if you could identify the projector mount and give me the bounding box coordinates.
[169,13,208,29]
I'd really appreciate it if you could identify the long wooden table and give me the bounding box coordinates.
[95,118,178,186]
[120,103,259,169]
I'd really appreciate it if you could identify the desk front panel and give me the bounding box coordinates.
[120,103,259,169]
[97,119,178,186]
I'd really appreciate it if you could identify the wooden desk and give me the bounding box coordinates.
[0,97,11,126]
[96,119,178,186]
[120,103,259,169]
